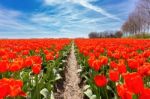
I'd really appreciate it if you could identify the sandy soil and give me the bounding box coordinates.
[63,44,83,99]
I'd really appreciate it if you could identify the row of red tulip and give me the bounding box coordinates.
[0,39,70,99]
[75,38,150,99]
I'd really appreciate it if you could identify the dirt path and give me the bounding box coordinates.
[63,43,83,99]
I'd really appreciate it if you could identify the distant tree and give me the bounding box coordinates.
[88,32,99,38]
[121,0,150,35]
[88,31,123,38]
[115,31,123,38]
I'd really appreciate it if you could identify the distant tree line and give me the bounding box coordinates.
[122,0,150,35]
[88,31,123,38]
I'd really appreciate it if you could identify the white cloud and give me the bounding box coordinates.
[44,0,67,5]
[30,4,105,32]
[0,0,137,38]
[0,7,51,35]
[43,0,120,20]
[71,0,121,20]
[0,3,122,38]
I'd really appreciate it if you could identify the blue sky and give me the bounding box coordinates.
[0,0,138,38]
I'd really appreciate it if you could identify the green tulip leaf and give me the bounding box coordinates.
[50,91,55,99]
[55,74,62,81]
[83,85,90,91]
[90,95,97,99]
[40,88,49,98]
[84,89,93,98]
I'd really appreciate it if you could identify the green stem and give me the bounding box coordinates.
[105,86,109,99]
[36,75,40,99]
[113,82,116,93]
[97,87,101,99]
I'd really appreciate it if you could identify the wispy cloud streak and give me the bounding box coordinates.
[44,0,120,20]
[0,0,137,38]
[71,0,121,20]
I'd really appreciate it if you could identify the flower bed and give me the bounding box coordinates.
[0,39,71,99]
[75,38,150,99]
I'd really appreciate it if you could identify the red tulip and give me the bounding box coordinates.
[140,88,150,99]
[123,72,144,94]
[0,61,9,73]
[117,84,133,99]
[128,59,140,70]
[9,63,21,72]
[109,70,119,82]
[32,64,41,74]
[94,75,107,87]
[92,60,102,71]
[110,61,118,69]
[46,53,54,61]
[117,63,127,74]
[99,56,108,65]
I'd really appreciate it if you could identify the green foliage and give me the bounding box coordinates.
[128,33,150,39]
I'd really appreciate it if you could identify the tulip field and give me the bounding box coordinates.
[1,38,150,99]
[0,39,71,99]
[75,39,150,99]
